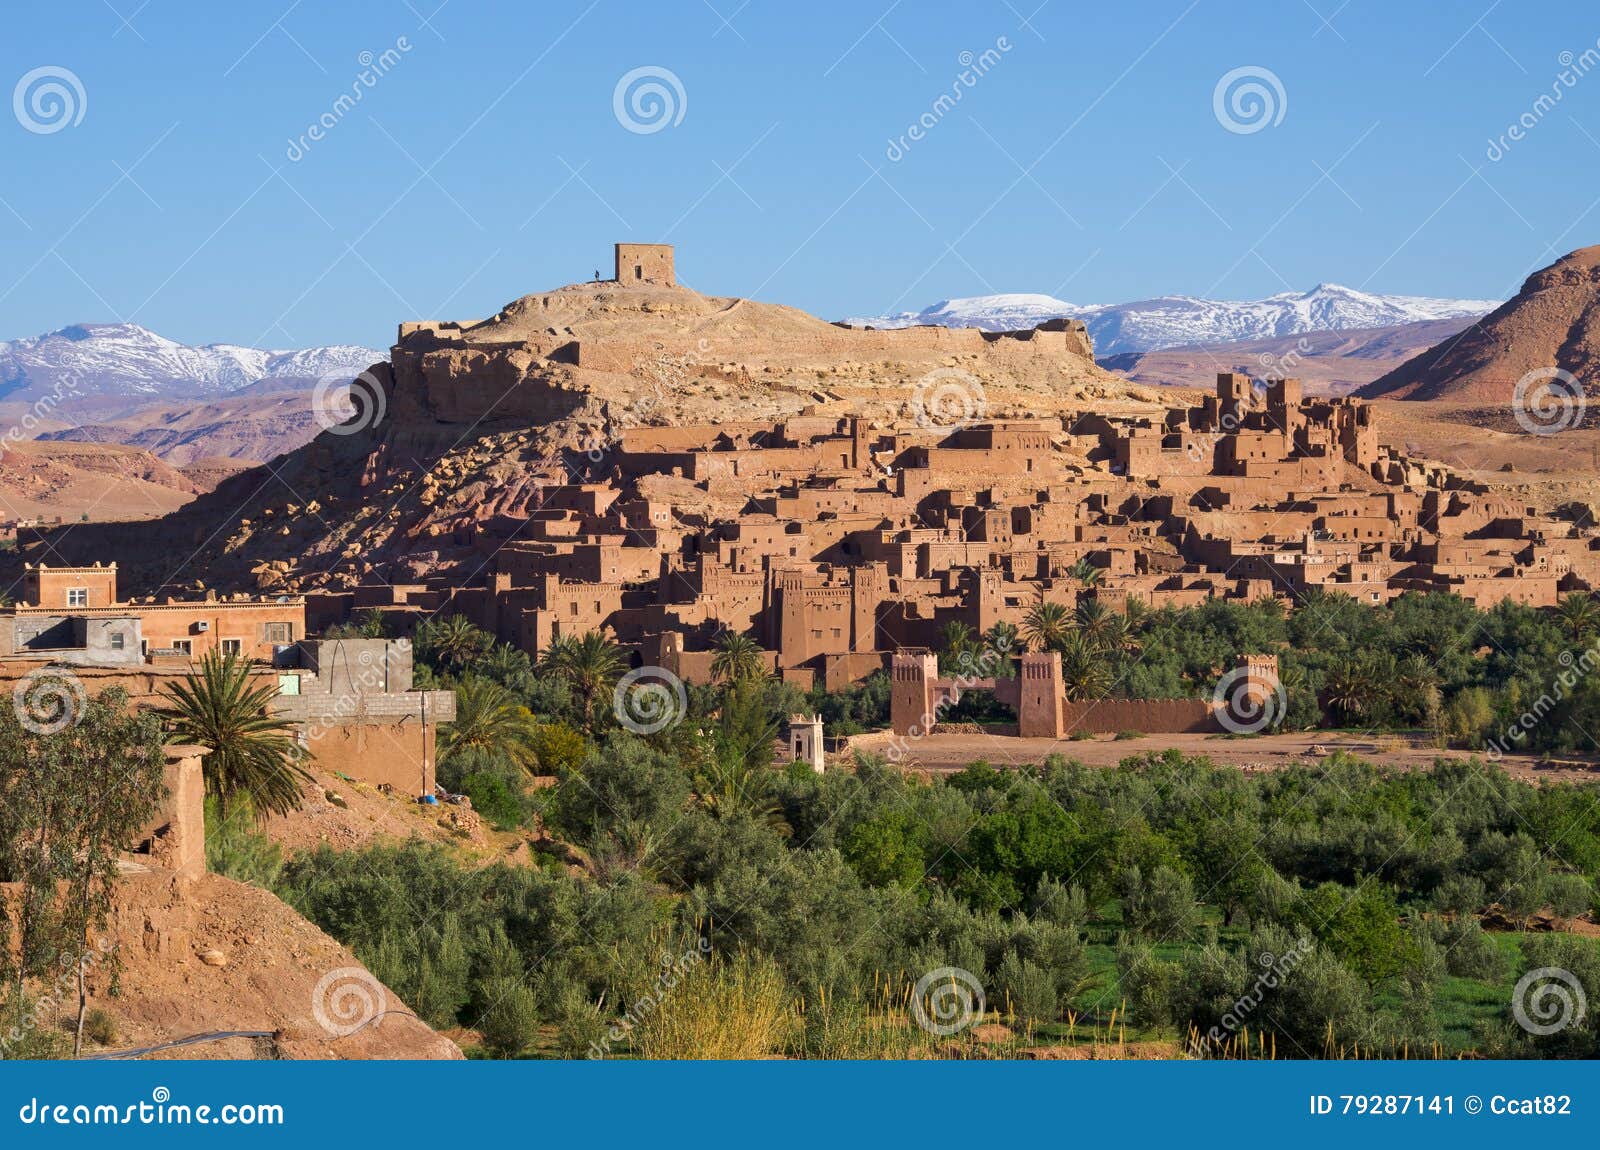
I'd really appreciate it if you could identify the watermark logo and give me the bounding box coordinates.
[13,66,86,134]
[311,966,387,1037]
[587,939,710,1058]
[1211,663,1285,734]
[1512,966,1587,1036]
[1487,43,1600,162]
[1512,366,1585,436]
[911,966,985,1036]
[311,368,388,435]
[1191,937,1314,1054]
[1213,66,1286,135]
[885,37,1013,162]
[910,367,987,431]
[613,66,687,135]
[285,38,412,162]
[13,668,87,735]
[612,666,687,735]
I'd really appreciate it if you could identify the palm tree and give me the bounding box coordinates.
[710,631,766,685]
[1075,598,1117,649]
[938,619,977,674]
[1322,658,1373,724]
[541,631,625,731]
[1022,597,1072,653]
[1068,559,1102,589]
[480,643,535,692]
[1395,653,1442,726]
[422,614,491,672]
[438,677,540,772]
[1058,631,1112,700]
[1557,592,1600,644]
[156,650,308,819]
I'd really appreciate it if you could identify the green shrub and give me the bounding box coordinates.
[82,1008,116,1047]
[204,796,283,888]
[458,770,531,831]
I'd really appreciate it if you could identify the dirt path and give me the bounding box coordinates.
[848,729,1600,784]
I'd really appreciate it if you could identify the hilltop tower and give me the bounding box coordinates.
[614,243,674,286]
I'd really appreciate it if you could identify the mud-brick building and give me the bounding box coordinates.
[0,562,304,664]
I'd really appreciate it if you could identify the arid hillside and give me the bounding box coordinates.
[1359,245,1600,402]
[0,440,204,522]
[34,381,342,468]
[15,276,1173,594]
[79,869,461,1060]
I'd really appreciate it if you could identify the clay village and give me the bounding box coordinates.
[16,247,1594,761]
[9,240,1600,1062]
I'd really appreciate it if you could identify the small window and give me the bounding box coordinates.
[172,640,192,654]
[221,638,242,655]
[109,633,125,650]
[261,622,292,644]
[67,588,87,607]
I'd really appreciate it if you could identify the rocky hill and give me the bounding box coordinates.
[1359,246,1600,403]
[16,276,1166,594]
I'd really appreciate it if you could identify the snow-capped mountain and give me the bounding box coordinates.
[0,323,383,402]
[847,284,1501,357]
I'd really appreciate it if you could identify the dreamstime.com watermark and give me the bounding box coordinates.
[1485,638,1600,760]
[1512,966,1587,1036]
[613,65,686,134]
[587,938,711,1057]
[0,368,91,464]
[301,640,412,744]
[1213,65,1286,135]
[1210,662,1287,735]
[285,37,414,162]
[911,965,986,1036]
[311,966,388,1037]
[17,1089,283,1127]
[1512,366,1585,436]
[1188,936,1313,1055]
[311,369,389,436]
[12,668,88,736]
[910,367,988,432]
[613,665,688,735]
[1486,42,1600,162]
[13,65,86,134]
[577,338,713,469]
[882,633,1014,766]
[885,38,1013,162]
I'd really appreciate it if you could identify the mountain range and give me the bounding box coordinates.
[847,284,1501,357]
[0,322,382,402]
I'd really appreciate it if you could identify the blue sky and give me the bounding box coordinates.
[3,1,1598,349]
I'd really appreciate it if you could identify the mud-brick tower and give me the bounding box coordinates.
[1017,650,1066,738]
[890,650,940,737]
[615,243,674,286]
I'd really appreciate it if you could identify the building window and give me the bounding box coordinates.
[109,633,125,650]
[261,622,292,644]
[221,638,242,655]
[67,588,87,607]
[173,640,192,654]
